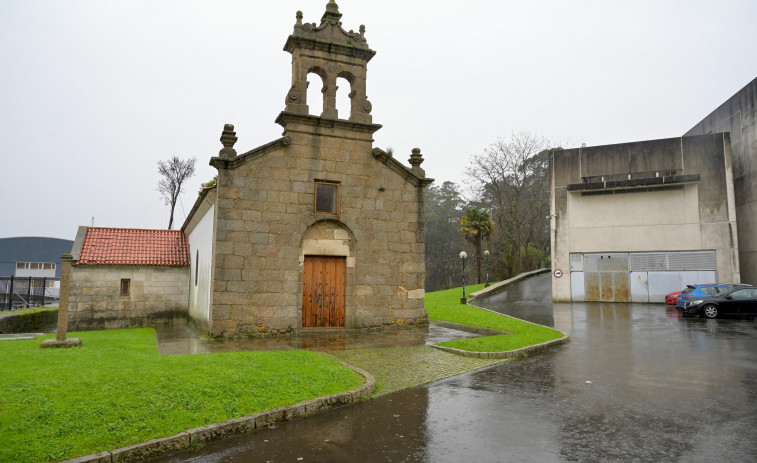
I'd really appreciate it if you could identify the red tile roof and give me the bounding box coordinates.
[76,227,190,266]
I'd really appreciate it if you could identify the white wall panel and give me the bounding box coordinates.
[187,204,215,331]
[630,272,649,303]
[570,272,585,301]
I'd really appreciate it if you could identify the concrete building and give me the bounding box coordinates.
[685,77,757,284]
[550,76,757,302]
[550,134,739,302]
[0,236,73,279]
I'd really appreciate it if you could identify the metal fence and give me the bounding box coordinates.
[0,276,60,310]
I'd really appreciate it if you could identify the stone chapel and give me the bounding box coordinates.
[61,1,433,337]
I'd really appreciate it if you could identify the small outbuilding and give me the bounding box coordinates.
[65,227,190,330]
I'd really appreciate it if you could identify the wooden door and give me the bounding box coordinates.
[303,256,345,327]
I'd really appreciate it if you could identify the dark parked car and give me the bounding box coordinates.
[682,286,757,318]
[676,284,733,308]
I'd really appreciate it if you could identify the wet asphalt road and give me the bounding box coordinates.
[151,273,757,462]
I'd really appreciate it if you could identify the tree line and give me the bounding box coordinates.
[425,131,552,292]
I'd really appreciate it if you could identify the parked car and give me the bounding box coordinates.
[676,284,734,309]
[682,286,757,318]
[665,291,681,305]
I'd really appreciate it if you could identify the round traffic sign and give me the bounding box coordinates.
[554,269,563,278]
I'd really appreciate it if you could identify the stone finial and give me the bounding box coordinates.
[219,124,238,158]
[295,11,303,28]
[408,148,425,177]
[322,0,342,23]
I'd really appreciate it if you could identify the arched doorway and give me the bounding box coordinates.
[300,220,355,328]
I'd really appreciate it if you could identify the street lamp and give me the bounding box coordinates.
[484,250,490,287]
[460,251,468,304]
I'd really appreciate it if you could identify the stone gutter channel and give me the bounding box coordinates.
[62,268,568,463]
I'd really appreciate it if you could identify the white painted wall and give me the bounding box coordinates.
[567,185,702,252]
[187,203,215,331]
[15,268,56,278]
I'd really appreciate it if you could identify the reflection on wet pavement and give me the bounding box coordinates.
[149,273,757,462]
[155,321,498,355]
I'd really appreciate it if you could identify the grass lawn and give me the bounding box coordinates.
[0,328,363,463]
[425,283,564,352]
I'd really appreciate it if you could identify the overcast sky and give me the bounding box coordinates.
[1,0,756,241]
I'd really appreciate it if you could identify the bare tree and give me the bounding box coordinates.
[466,131,550,277]
[158,156,197,229]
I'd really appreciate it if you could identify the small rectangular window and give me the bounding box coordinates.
[16,262,24,269]
[315,181,339,214]
[43,263,53,270]
[120,279,130,296]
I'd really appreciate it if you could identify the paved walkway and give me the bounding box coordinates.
[328,345,504,396]
[156,322,507,397]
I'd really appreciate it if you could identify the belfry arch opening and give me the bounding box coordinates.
[336,75,353,120]
[306,68,326,117]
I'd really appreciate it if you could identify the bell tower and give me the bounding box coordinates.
[280,1,376,124]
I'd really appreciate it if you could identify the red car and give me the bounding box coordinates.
[665,291,681,305]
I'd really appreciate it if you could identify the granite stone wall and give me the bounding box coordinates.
[66,265,189,331]
[208,118,428,337]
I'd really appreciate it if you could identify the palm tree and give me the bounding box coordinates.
[460,208,495,284]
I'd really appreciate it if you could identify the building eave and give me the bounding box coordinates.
[371,147,434,188]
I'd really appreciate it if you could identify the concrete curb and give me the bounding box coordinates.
[468,268,550,299]
[432,280,571,359]
[60,362,375,463]
[430,334,570,359]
